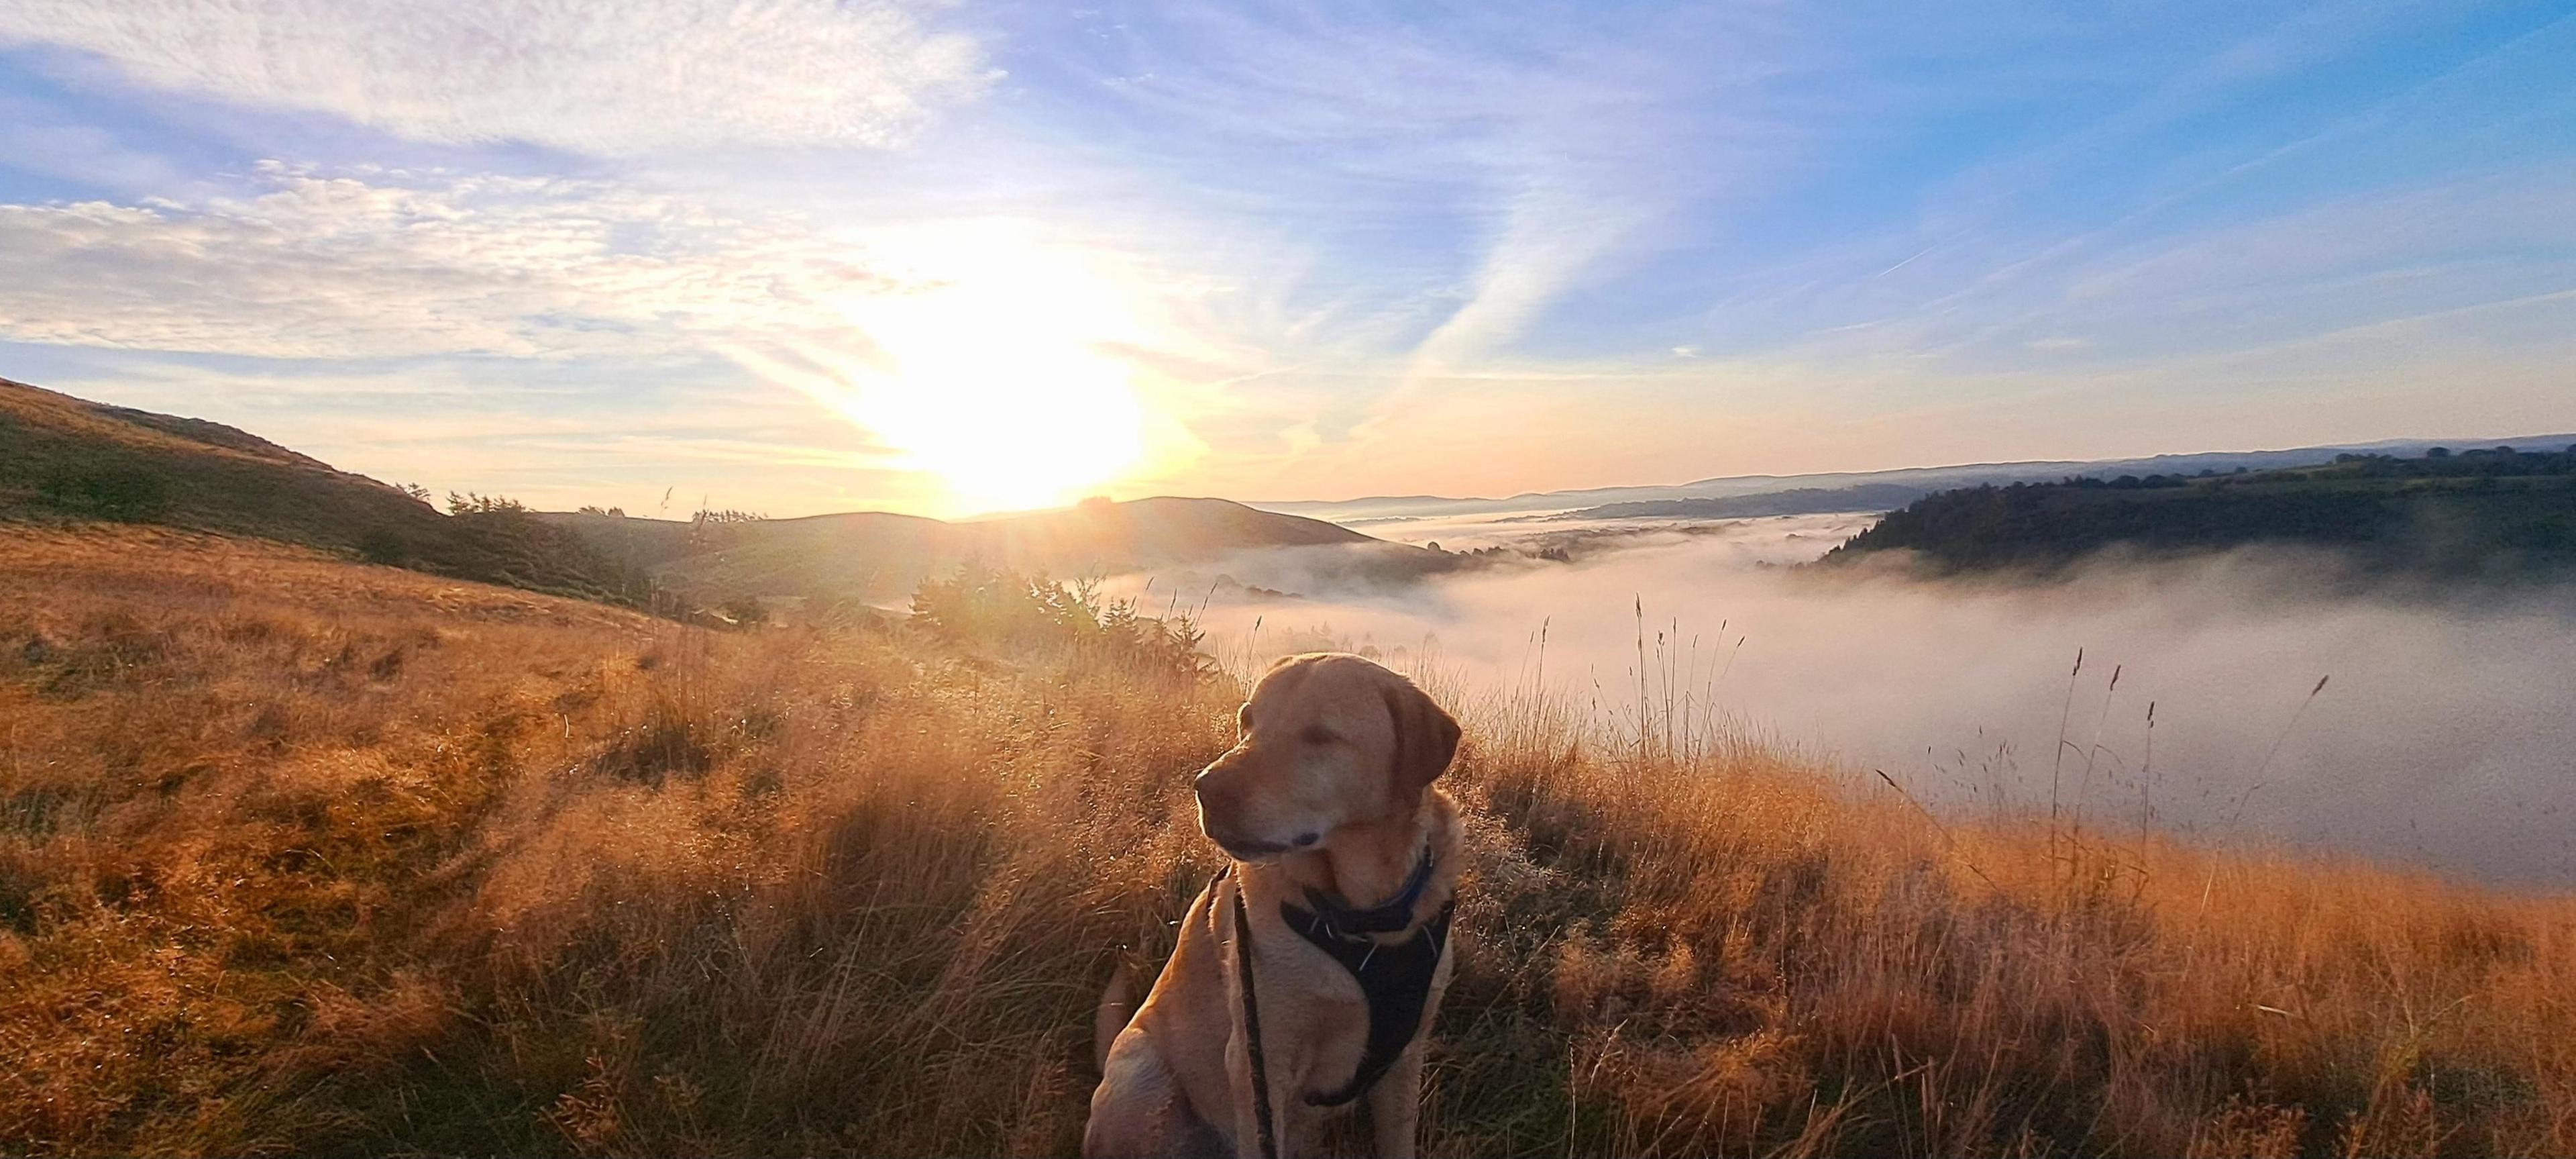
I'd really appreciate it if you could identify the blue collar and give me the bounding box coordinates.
[1297,845,1435,939]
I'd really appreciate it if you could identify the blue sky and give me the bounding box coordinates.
[1,1,2570,516]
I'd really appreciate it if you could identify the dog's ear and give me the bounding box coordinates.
[1381,675,1460,803]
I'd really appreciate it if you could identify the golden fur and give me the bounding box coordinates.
[1085,653,1463,1159]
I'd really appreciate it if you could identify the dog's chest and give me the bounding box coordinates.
[1279,897,1454,1107]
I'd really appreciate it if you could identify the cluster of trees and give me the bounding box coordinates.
[1425,540,1573,562]
[562,503,768,524]
[2325,446,2576,477]
[2060,473,2200,490]
[445,491,527,515]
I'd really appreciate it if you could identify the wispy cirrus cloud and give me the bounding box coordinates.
[0,0,992,155]
[0,162,909,358]
[1040,3,1793,367]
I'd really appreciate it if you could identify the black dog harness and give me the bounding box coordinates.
[1224,851,1455,1159]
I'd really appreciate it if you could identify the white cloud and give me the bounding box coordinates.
[0,163,896,358]
[0,0,990,155]
[0,161,1235,514]
[1411,177,1649,371]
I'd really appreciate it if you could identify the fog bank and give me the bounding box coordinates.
[1132,517,2576,885]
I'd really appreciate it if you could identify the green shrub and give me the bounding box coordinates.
[910,562,1212,683]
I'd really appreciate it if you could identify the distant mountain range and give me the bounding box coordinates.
[1254,436,2576,525]
[0,377,1421,608]
[1532,483,1937,523]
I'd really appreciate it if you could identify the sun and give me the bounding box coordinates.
[848,313,1152,513]
[737,222,1187,515]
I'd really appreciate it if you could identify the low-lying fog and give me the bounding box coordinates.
[1124,514,2576,886]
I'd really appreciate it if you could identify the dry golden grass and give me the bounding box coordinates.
[1,524,2570,1157]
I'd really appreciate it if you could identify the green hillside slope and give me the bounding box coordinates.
[0,377,645,603]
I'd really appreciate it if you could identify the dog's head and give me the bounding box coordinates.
[1194,652,1460,862]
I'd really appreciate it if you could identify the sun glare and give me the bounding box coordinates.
[737,221,1185,516]
[851,312,1150,514]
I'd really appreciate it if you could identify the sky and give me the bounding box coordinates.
[1,1,2571,519]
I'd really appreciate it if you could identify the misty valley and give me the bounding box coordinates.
[1164,509,2576,885]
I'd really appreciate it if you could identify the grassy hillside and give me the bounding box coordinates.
[0,377,1409,611]
[1829,446,2576,579]
[0,378,646,603]
[3,525,2570,1157]
[547,495,1437,605]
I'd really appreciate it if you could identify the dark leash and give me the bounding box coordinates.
[1220,850,1455,1159]
[1226,870,1283,1159]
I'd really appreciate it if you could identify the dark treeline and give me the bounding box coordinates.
[1828,446,2576,579]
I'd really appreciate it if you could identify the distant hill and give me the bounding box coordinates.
[1,377,1426,610]
[543,495,1432,604]
[0,377,645,603]
[1548,483,1931,521]
[1826,446,2576,578]
[1256,436,2576,526]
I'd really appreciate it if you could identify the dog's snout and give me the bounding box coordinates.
[1193,757,1289,858]
[1194,745,1252,798]
[1192,762,1236,816]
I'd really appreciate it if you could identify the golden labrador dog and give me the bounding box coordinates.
[1085,653,1464,1159]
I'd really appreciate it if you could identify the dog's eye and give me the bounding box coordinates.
[1300,725,1336,746]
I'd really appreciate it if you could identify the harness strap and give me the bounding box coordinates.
[1226,870,1281,1159]
[1223,853,1454,1158]
[1285,896,1454,1107]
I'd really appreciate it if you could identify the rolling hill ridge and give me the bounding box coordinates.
[0,376,647,603]
[541,493,1428,605]
[0,376,1422,609]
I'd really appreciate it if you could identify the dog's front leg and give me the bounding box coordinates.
[1364,1044,1426,1159]
[1227,1034,1323,1158]
[1221,1030,1272,1159]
